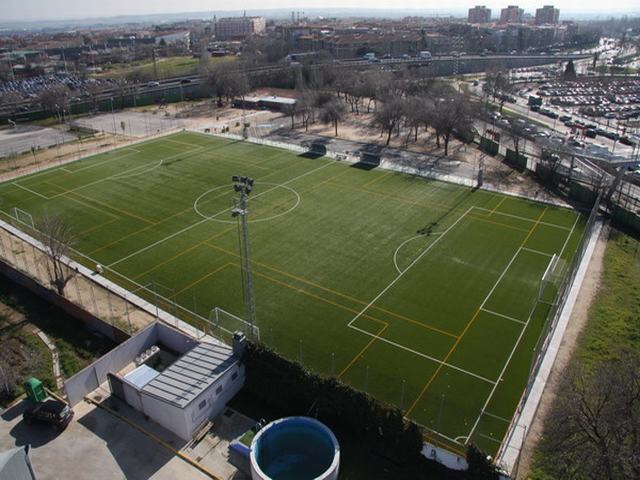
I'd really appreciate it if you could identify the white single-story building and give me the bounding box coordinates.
[64,322,245,441]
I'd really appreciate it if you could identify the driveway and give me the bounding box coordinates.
[0,399,209,480]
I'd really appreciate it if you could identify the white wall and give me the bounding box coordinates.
[139,391,190,440]
[184,364,245,439]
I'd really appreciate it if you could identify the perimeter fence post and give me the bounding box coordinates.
[400,379,406,410]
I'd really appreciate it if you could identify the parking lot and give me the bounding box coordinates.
[538,79,640,120]
[0,399,211,480]
[0,125,77,157]
[72,110,192,137]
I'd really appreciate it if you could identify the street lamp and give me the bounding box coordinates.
[231,175,257,336]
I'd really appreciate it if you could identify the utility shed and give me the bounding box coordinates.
[141,342,244,439]
[64,322,246,441]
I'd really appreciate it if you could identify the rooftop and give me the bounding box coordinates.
[142,341,237,408]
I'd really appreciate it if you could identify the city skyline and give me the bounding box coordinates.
[2,0,639,22]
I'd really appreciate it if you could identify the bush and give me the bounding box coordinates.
[242,341,424,463]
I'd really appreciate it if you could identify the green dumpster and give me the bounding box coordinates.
[24,377,46,403]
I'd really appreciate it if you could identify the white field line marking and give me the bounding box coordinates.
[108,159,337,268]
[62,148,140,174]
[110,158,164,179]
[347,208,472,330]
[45,143,211,199]
[349,324,496,385]
[480,308,526,325]
[557,214,581,261]
[12,182,49,199]
[455,435,468,443]
[482,411,512,424]
[164,138,203,148]
[466,303,536,443]
[521,247,554,257]
[392,233,443,274]
[472,206,572,231]
[465,221,575,443]
[479,433,502,444]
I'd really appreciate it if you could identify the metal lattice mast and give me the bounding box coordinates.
[232,176,257,336]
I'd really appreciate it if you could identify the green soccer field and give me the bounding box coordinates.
[0,131,585,455]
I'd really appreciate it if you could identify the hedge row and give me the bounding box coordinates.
[241,341,424,463]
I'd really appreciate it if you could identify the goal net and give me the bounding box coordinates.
[209,307,260,341]
[538,254,566,305]
[12,207,35,230]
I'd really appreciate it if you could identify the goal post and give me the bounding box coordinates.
[538,254,566,305]
[12,207,35,230]
[209,307,260,341]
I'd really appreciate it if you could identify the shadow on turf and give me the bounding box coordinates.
[417,188,474,235]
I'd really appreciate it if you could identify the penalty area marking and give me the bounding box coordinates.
[393,233,443,274]
[193,183,301,224]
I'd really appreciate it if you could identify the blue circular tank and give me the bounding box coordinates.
[250,417,340,480]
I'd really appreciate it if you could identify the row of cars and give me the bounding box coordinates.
[0,73,114,101]
[537,79,640,120]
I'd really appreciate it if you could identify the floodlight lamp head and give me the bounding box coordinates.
[234,184,242,192]
[247,178,254,186]
[245,185,252,194]
[232,175,240,182]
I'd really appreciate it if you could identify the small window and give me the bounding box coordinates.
[216,385,223,395]
[198,399,206,410]
[231,372,238,381]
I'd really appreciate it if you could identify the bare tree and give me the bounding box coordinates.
[38,84,70,115]
[429,88,475,156]
[319,99,346,136]
[203,64,250,107]
[36,213,77,296]
[373,98,405,146]
[483,67,514,113]
[538,353,640,480]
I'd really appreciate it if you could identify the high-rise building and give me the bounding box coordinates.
[535,5,560,25]
[214,16,266,40]
[500,5,524,24]
[468,5,492,23]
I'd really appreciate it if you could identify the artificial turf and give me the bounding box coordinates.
[0,131,586,455]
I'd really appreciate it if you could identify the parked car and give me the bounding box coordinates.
[585,128,597,138]
[23,399,73,430]
[619,136,636,147]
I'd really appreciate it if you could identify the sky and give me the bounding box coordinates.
[2,0,639,21]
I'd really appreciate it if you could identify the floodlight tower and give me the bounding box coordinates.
[231,175,257,335]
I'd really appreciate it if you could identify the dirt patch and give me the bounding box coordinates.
[515,223,610,478]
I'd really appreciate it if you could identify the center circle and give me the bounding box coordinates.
[194,182,301,224]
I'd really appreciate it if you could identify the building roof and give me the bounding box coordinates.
[142,342,237,408]
[0,446,37,480]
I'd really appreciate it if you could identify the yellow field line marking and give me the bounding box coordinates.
[338,323,388,378]
[80,218,119,236]
[489,196,507,216]
[205,242,458,339]
[88,205,195,255]
[132,225,236,280]
[467,214,530,233]
[405,206,548,417]
[60,191,120,221]
[168,262,232,299]
[361,170,391,189]
[247,266,387,327]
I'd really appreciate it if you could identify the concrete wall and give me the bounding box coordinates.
[64,323,158,406]
[157,324,198,355]
[0,259,129,343]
